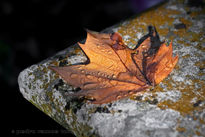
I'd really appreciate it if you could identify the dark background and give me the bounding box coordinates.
[0,0,164,136]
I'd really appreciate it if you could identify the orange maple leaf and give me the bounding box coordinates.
[50,26,178,104]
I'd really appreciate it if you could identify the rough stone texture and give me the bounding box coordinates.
[18,0,205,137]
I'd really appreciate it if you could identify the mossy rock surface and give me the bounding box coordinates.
[18,0,205,136]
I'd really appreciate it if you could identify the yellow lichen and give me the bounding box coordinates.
[182,54,190,58]
[117,3,180,45]
[179,18,192,27]
[200,119,205,124]
[195,43,205,52]
[73,46,82,54]
[50,60,58,66]
[195,61,205,70]
[158,78,205,116]
[40,104,53,116]
[176,126,186,132]
[195,130,201,136]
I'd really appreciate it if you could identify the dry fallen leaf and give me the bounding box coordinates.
[50,26,178,104]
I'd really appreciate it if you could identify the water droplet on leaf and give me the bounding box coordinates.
[116,95,121,99]
[86,74,92,79]
[70,73,78,78]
